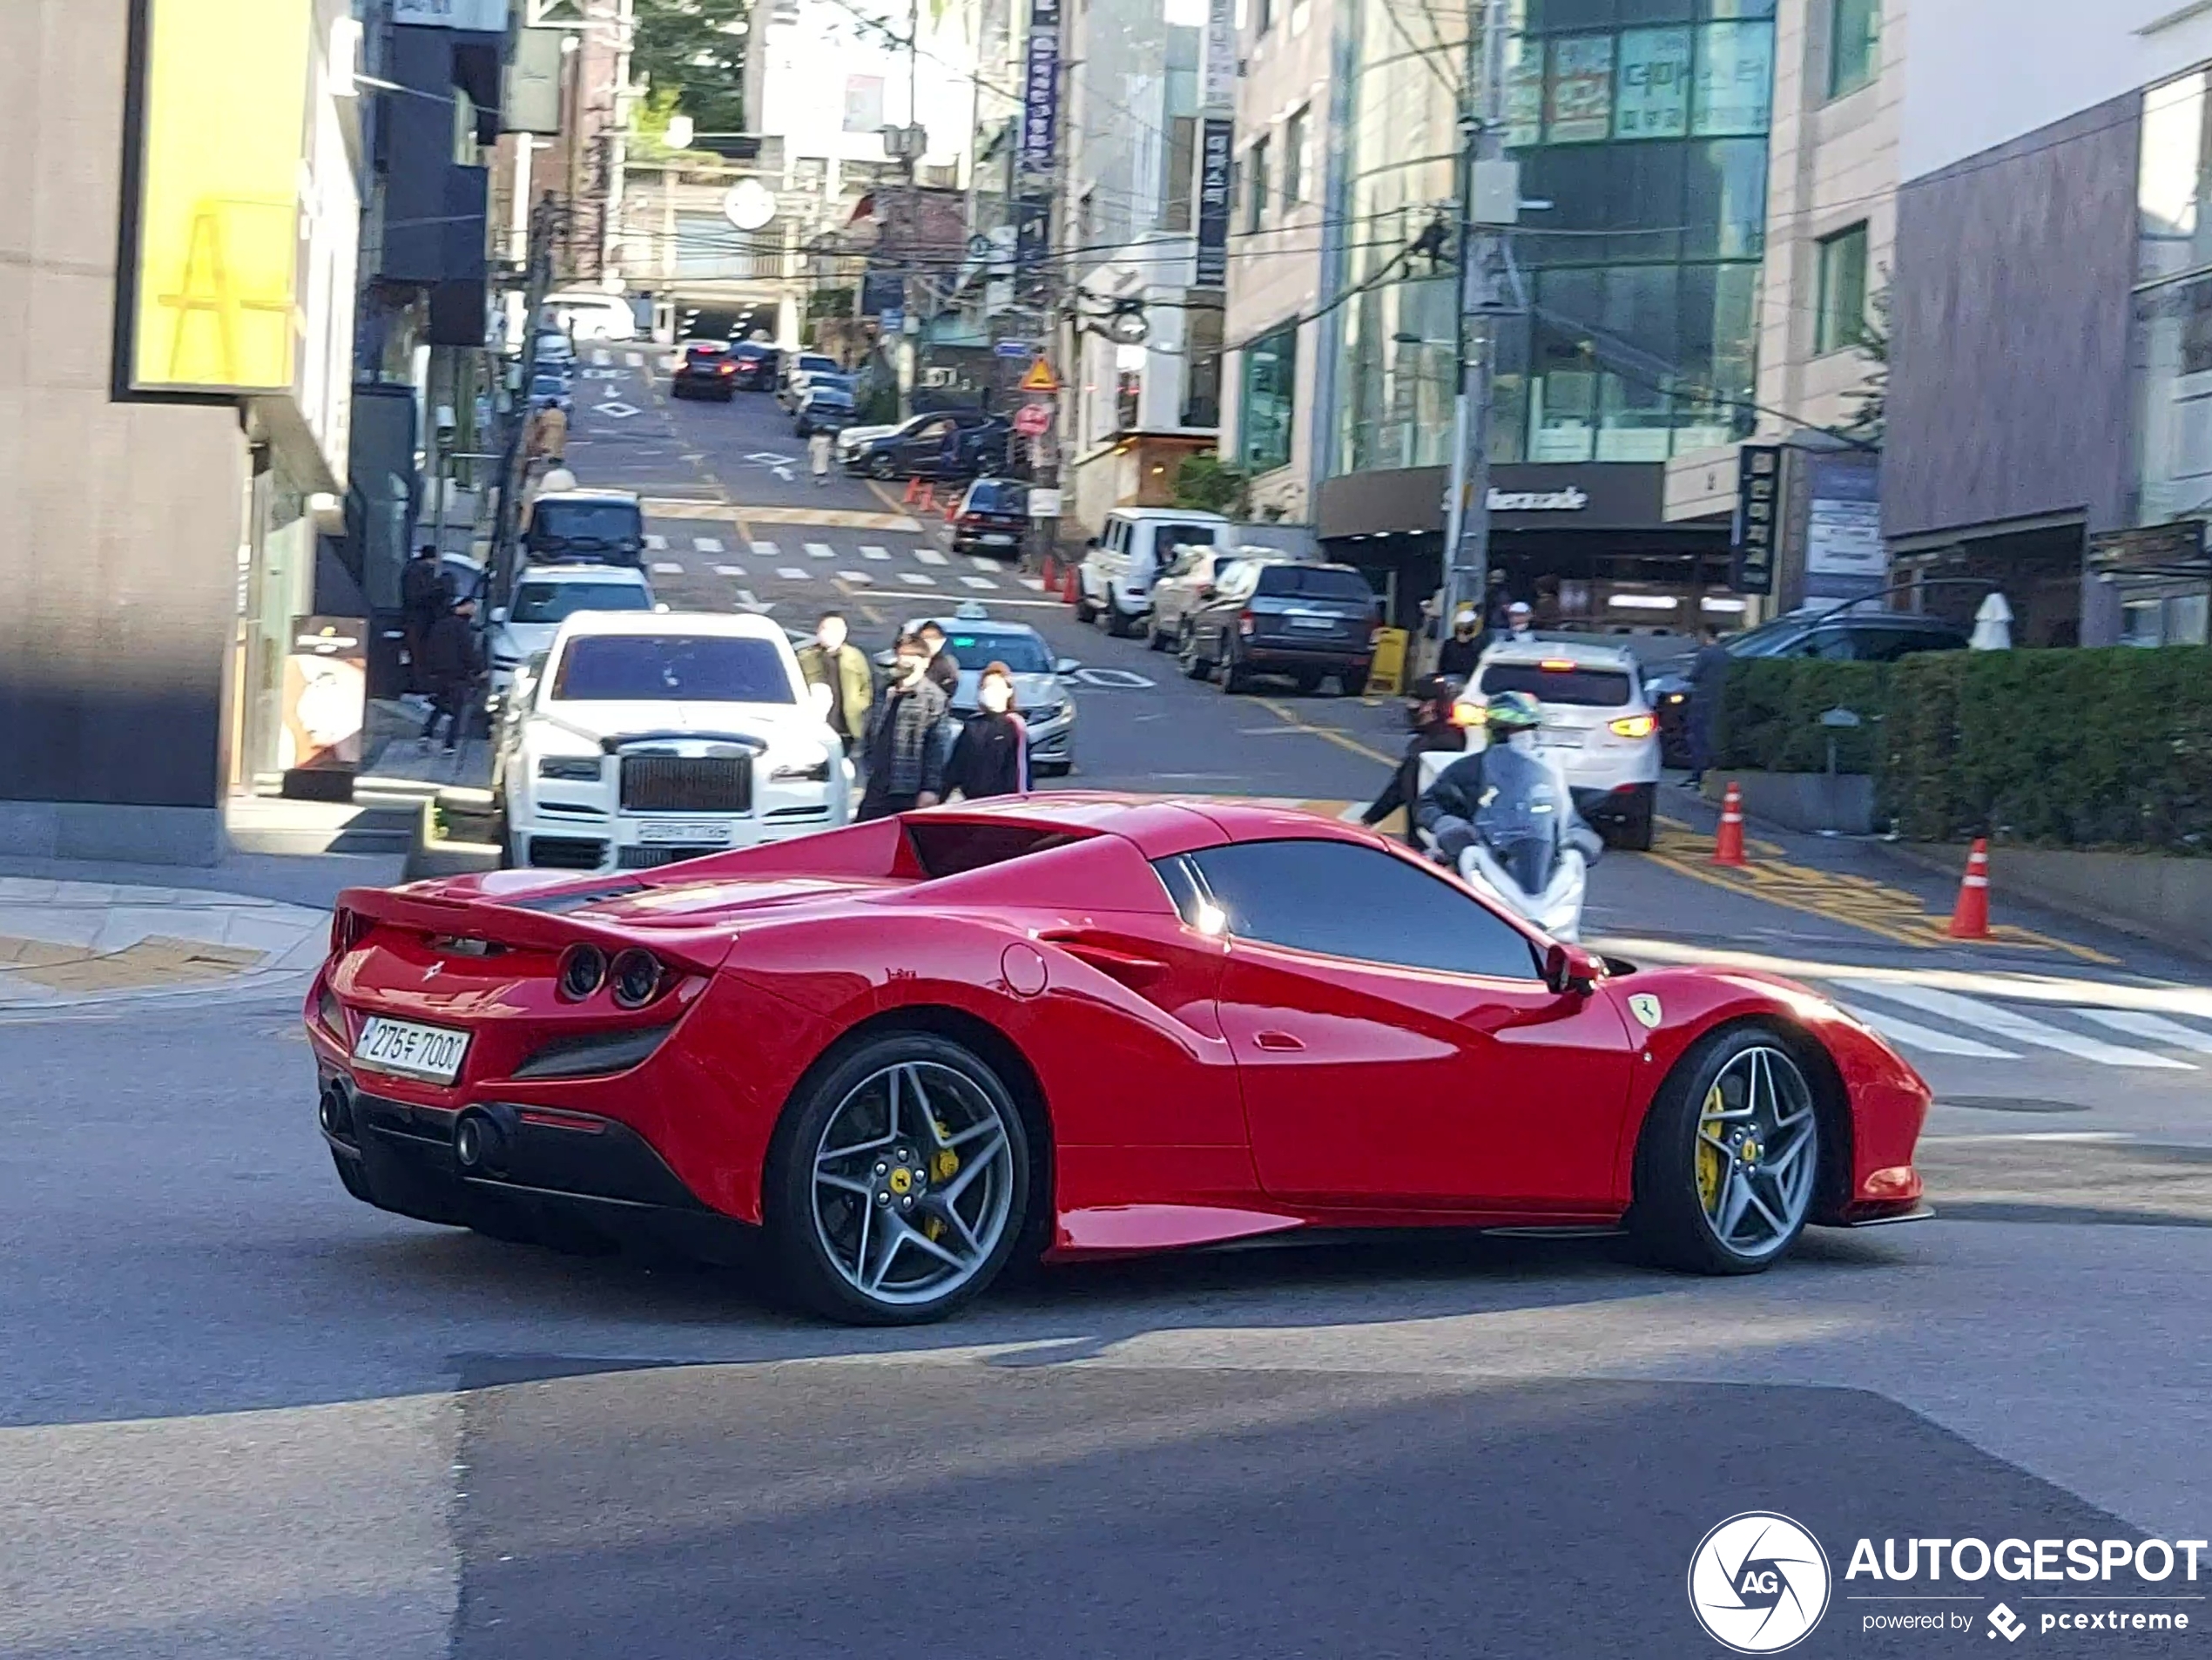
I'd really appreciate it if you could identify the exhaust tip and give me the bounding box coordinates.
[454,1105,513,1176]
[318,1082,355,1141]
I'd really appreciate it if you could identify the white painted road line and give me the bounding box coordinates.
[776,566,808,580]
[1840,1004,2020,1061]
[1846,983,2196,1070]
[651,562,685,575]
[1021,577,1047,591]
[592,348,610,367]
[969,557,1001,571]
[860,545,891,561]
[713,564,746,577]
[898,572,937,586]
[961,576,998,590]
[805,542,835,559]
[838,570,873,584]
[693,536,725,554]
[624,351,643,367]
[750,540,779,558]
[913,548,948,565]
[643,534,667,550]
[2073,1007,2212,1055]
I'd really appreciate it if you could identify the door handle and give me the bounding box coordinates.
[1252,1029,1305,1052]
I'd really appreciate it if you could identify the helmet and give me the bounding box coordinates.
[1482,690,1544,733]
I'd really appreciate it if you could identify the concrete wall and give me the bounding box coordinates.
[0,0,252,864]
[1883,95,2141,544]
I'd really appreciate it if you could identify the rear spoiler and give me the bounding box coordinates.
[333,885,729,975]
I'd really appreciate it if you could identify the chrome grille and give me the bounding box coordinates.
[618,753,752,813]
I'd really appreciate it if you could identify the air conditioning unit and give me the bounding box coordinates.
[920,367,955,388]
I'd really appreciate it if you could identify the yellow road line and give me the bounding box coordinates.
[1251,697,1399,768]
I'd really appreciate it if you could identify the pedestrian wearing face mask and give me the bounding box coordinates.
[943,662,1030,800]
[795,611,873,742]
[858,631,950,819]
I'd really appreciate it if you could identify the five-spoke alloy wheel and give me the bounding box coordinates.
[766,1032,1031,1322]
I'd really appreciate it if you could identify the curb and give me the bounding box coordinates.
[403,796,502,882]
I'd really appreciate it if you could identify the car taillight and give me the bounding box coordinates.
[1609,713,1659,739]
[718,362,735,375]
[957,512,980,526]
[1238,610,1256,637]
[329,907,369,956]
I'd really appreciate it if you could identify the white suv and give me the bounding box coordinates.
[1471,641,1661,849]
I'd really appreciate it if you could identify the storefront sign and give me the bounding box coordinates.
[1195,118,1235,287]
[1545,34,1615,144]
[1615,27,1691,139]
[1803,449,1886,602]
[1731,443,1780,595]
[1020,33,1060,179]
[1487,486,1588,512]
[283,617,367,774]
[1015,193,1053,269]
[1694,20,1774,137]
[1200,0,1236,111]
[1505,38,1544,147]
[1030,0,1061,27]
[394,0,509,27]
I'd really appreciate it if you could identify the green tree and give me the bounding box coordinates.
[632,0,749,137]
[1844,276,1890,442]
[1171,454,1249,516]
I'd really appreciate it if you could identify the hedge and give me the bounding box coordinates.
[1714,646,2212,854]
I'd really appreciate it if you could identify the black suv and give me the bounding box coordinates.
[843,409,1010,480]
[1650,608,1970,766]
[1181,562,1379,695]
[671,340,738,400]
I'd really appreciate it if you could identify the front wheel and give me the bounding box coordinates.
[764,1032,1033,1324]
[1220,646,1252,694]
[1179,623,1212,681]
[1630,1025,1822,1275]
[868,453,897,480]
[1146,614,1170,651]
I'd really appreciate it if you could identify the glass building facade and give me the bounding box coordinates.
[1333,0,1773,478]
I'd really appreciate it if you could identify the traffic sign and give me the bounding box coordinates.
[1018,358,1061,394]
[1012,402,1054,437]
[994,340,1035,358]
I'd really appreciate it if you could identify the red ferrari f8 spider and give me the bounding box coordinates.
[305,795,1931,1323]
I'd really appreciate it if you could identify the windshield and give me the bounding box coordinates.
[967,481,1025,511]
[798,355,838,375]
[1255,565,1373,601]
[529,503,642,548]
[551,636,795,704]
[1480,661,1635,707]
[509,581,651,624]
[940,632,1052,673]
[1154,524,1218,555]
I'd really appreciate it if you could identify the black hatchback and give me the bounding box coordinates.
[950,478,1028,556]
[1181,562,1379,695]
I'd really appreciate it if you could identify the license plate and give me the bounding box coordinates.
[636,818,734,845]
[354,1017,470,1083]
[980,534,1014,545]
[1541,730,1586,748]
[1288,615,1336,631]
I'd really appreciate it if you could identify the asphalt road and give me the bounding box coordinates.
[5,357,2209,1660]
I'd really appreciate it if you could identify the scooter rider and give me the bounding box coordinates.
[1360,672,1471,840]
[1414,690,1600,867]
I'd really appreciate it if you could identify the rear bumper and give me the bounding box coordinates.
[1244,643,1372,675]
[509,804,840,873]
[952,527,1024,551]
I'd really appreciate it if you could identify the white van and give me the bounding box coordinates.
[1076,506,1233,637]
[541,292,638,342]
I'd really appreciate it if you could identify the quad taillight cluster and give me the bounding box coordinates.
[329,907,371,955]
[556,942,669,1009]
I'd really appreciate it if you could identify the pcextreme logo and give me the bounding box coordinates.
[1689,1512,1833,1653]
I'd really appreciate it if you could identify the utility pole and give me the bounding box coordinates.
[1438,0,1511,647]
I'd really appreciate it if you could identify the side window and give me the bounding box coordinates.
[1791,629,1855,660]
[1176,840,1541,980]
[1855,627,1945,664]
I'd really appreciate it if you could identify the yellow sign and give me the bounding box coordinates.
[1019,359,1061,394]
[1365,627,1408,696]
[127,0,314,394]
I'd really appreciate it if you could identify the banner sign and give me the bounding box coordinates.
[1200,0,1236,112]
[1195,117,1234,287]
[1015,194,1053,269]
[1804,449,1886,601]
[1020,33,1059,179]
[1730,443,1780,596]
[1030,0,1060,26]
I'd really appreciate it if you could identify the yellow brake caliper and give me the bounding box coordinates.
[1696,1083,1725,1215]
[924,1121,959,1241]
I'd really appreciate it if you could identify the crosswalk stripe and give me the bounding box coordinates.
[1020,577,1047,591]
[651,561,685,574]
[643,533,667,550]
[750,540,779,558]
[969,557,1000,571]
[860,544,891,561]
[961,576,998,590]
[898,572,937,586]
[1840,1004,2020,1061]
[1846,983,2195,1070]
[777,566,807,580]
[838,570,872,584]
[914,548,948,565]
[592,348,610,367]
[624,351,643,367]
[713,563,746,577]
[805,542,835,559]
[693,536,724,554]
[2073,1007,2212,1056]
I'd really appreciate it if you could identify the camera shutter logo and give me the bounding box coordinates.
[1987,1603,2027,1643]
[1688,1512,1831,1653]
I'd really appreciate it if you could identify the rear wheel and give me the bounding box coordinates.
[1220,645,1252,694]
[1630,1025,1820,1275]
[764,1031,1032,1324]
[1179,623,1212,681]
[1146,613,1170,651]
[1611,783,1656,852]
[1292,671,1325,695]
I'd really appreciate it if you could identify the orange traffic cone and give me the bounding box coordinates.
[902,475,921,506]
[917,481,935,513]
[1711,780,1748,867]
[1060,564,1080,604]
[1949,838,1992,939]
[1042,554,1060,589]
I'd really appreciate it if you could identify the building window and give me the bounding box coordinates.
[1163,115,1197,231]
[1240,322,1296,471]
[1828,0,1880,100]
[1283,105,1309,206]
[1185,306,1224,429]
[1246,136,1270,231]
[1815,222,1870,354]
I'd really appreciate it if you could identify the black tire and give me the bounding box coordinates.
[1179,623,1211,681]
[1146,614,1170,651]
[1611,783,1656,852]
[1220,646,1252,694]
[868,453,898,480]
[1073,589,1098,625]
[1292,671,1325,695]
[763,1030,1035,1324]
[1629,1023,1820,1276]
[1104,601,1133,638]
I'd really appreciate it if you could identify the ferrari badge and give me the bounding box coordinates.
[1627,993,1663,1029]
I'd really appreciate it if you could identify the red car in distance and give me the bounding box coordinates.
[670,339,738,401]
[306,796,1932,1324]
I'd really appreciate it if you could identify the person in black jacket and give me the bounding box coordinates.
[915,621,961,697]
[944,663,1030,799]
[418,595,482,752]
[399,545,452,692]
[1436,608,1482,678]
[858,633,952,818]
[1360,673,1467,839]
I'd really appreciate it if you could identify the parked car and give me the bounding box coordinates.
[840,409,1009,481]
[1178,560,1379,696]
[527,370,572,412]
[488,563,656,700]
[729,341,779,391]
[1472,641,1662,850]
[1077,506,1233,637]
[1648,607,1971,767]
[523,489,646,569]
[792,381,857,437]
[884,611,1079,774]
[493,611,850,874]
[1145,545,1291,652]
[671,340,740,401]
[779,366,852,413]
[541,291,637,341]
[779,352,842,400]
[948,477,1028,557]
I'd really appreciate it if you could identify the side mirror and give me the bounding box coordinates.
[489,606,508,624]
[1542,941,1602,997]
[808,680,834,719]
[1055,658,1080,675]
